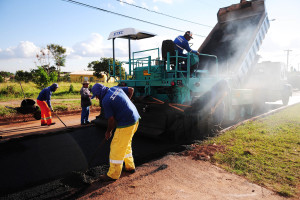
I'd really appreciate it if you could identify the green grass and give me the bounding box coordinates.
[0,105,17,117]
[52,100,100,111]
[204,104,300,197]
[0,81,117,101]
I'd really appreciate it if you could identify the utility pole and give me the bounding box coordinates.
[284,49,292,71]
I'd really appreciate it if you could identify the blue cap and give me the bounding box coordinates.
[50,83,59,91]
[91,83,109,100]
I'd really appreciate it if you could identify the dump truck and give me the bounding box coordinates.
[94,0,271,141]
[245,61,292,106]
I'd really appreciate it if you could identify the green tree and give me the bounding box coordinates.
[87,57,125,82]
[35,49,51,74]
[35,44,67,81]
[0,71,13,82]
[15,70,33,83]
[0,71,13,78]
[32,67,58,89]
[47,44,67,80]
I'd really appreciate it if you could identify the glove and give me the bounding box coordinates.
[50,107,54,112]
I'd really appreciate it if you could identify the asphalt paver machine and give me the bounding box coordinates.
[94,0,271,142]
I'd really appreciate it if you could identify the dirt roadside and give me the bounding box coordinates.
[79,155,287,200]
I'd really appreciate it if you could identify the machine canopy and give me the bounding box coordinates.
[108,28,156,40]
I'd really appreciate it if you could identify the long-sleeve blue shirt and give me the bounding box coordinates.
[37,84,57,108]
[174,35,198,57]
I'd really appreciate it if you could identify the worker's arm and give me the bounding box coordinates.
[127,87,134,99]
[46,89,53,111]
[182,40,198,55]
[105,116,116,140]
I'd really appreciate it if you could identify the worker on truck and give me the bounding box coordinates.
[37,83,58,126]
[174,31,200,73]
[91,83,140,181]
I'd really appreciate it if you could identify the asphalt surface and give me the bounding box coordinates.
[0,90,299,199]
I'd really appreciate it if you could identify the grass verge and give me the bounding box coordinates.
[0,82,117,101]
[204,104,300,197]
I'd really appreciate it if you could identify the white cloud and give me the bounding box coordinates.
[153,6,159,11]
[71,33,111,57]
[153,0,173,4]
[0,41,40,59]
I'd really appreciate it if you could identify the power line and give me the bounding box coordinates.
[61,0,206,37]
[116,0,213,28]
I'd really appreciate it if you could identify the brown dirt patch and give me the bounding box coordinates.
[78,155,286,200]
[182,143,226,161]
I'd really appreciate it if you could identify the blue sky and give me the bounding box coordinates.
[1,0,300,73]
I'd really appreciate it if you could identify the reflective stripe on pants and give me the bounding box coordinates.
[107,121,139,179]
[37,100,52,125]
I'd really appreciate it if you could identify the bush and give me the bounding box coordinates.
[32,67,58,89]
[0,85,20,96]
[0,76,4,83]
[69,84,74,93]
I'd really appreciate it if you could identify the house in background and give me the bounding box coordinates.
[69,71,114,83]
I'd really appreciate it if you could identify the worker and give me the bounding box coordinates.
[174,31,200,72]
[80,80,92,125]
[91,83,140,182]
[37,83,58,126]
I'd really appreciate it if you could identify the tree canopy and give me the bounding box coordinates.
[87,57,125,82]
[35,44,67,80]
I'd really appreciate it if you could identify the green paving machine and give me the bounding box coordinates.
[94,0,271,141]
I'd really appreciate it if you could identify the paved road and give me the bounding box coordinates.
[0,111,100,140]
[265,89,300,107]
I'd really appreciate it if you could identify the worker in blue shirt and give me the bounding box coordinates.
[174,31,200,72]
[91,83,140,181]
[37,83,58,126]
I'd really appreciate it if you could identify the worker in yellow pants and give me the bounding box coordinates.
[91,83,140,181]
[107,121,139,179]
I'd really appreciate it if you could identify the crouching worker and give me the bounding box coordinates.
[37,83,58,126]
[80,80,92,125]
[91,83,140,181]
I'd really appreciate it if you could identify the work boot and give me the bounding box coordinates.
[48,122,56,126]
[41,124,47,126]
[98,174,116,182]
[123,168,136,174]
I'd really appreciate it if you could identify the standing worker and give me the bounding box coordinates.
[80,80,92,125]
[37,83,58,126]
[91,83,140,181]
